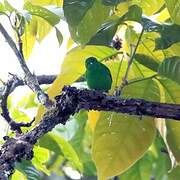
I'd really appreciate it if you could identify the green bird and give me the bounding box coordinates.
[85,57,112,92]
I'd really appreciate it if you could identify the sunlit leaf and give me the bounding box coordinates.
[93,79,159,179]
[158,56,180,84]
[88,5,142,46]
[24,2,60,26]
[46,132,83,171]
[22,17,37,60]
[155,24,180,50]
[63,0,95,27]
[32,146,50,175]
[4,0,15,12]
[165,0,180,25]
[66,0,112,44]
[55,27,63,47]
[135,53,160,72]
[11,170,27,180]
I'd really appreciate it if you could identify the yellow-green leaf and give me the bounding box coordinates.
[165,0,180,25]
[32,146,50,175]
[92,79,159,179]
[22,18,37,60]
[11,170,27,180]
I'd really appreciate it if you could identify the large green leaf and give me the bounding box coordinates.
[158,56,180,84]
[88,5,142,46]
[135,54,160,72]
[142,18,180,50]
[155,24,180,50]
[63,0,95,27]
[165,0,180,25]
[43,132,83,171]
[92,79,159,179]
[65,0,112,44]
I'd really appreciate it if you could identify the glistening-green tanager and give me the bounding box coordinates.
[85,57,112,92]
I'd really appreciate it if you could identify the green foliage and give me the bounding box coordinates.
[0,0,180,179]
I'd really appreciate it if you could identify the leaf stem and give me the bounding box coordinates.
[116,28,144,96]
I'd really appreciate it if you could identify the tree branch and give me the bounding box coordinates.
[0,86,180,179]
[0,23,52,107]
[0,74,56,133]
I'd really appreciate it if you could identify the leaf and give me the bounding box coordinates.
[32,146,50,175]
[135,53,160,72]
[35,16,52,42]
[4,0,15,12]
[158,56,180,84]
[88,110,101,131]
[70,111,96,175]
[66,0,112,44]
[46,132,83,171]
[24,2,60,26]
[92,79,159,179]
[21,17,37,60]
[87,15,119,46]
[63,0,95,27]
[165,0,180,25]
[16,160,41,180]
[11,170,27,180]
[88,5,142,46]
[155,24,180,50]
[141,17,180,50]
[55,27,63,47]
[39,133,62,154]
[124,5,142,23]
[0,3,5,14]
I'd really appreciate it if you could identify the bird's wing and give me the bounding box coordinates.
[101,63,112,81]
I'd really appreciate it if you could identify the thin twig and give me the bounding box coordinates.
[116,28,144,96]
[0,75,35,133]
[0,74,56,133]
[0,23,52,107]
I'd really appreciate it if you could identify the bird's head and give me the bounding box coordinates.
[85,57,98,69]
